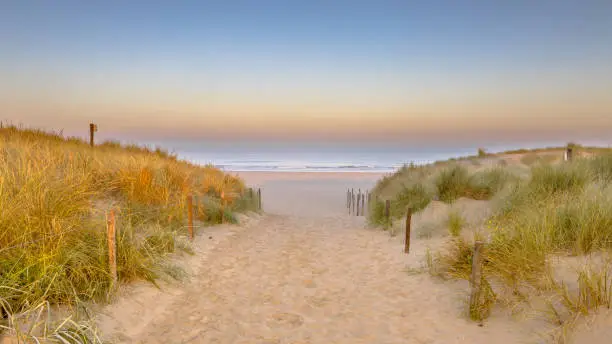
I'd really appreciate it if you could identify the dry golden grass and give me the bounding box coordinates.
[0,124,257,342]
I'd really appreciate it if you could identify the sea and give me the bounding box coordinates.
[150,139,582,174]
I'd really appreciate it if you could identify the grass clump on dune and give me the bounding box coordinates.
[368,182,432,227]
[373,145,612,328]
[435,165,513,203]
[0,124,257,334]
[435,159,612,325]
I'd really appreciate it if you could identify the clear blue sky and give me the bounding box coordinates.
[2,1,611,145]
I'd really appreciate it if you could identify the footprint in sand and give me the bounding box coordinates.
[266,312,305,329]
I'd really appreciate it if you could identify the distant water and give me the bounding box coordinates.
[139,139,609,173]
[169,141,483,173]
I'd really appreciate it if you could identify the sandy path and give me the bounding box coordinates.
[121,214,542,344]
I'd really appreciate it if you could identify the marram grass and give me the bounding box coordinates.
[373,145,612,327]
[0,124,258,336]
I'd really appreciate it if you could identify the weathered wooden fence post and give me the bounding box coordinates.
[347,189,351,215]
[347,189,350,209]
[107,209,117,286]
[187,194,194,240]
[469,241,484,319]
[356,190,361,216]
[405,207,412,253]
[89,123,97,147]
[359,193,363,216]
[352,193,356,215]
[257,188,262,210]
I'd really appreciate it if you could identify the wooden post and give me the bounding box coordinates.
[404,207,412,253]
[358,193,363,216]
[107,209,117,286]
[348,190,352,214]
[384,200,391,227]
[362,193,366,216]
[360,192,364,216]
[356,190,361,216]
[352,193,356,215]
[469,241,484,317]
[187,194,194,240]
[89,123,96,147]
[257,188,262,210]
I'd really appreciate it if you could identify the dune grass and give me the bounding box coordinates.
[0,124,258,338]
[368,164,514,226]
[371,144,612,330]
[447,211,464,237]
[437,154,612,325]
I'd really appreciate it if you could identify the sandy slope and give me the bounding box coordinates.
[96,172,550,343]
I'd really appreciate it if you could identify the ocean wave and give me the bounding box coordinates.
[214,163,399,172]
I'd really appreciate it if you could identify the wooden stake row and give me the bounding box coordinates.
[347,188,370,216]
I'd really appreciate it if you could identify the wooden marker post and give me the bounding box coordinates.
[89,123,97,147]
[356,190,361,216]
[404,207,412,253]
[362,193,366,216]
[257,188,262,210]
[187,195,194,240]
[352,193,356,215]
[348,190,352,214]
[361,192,365,216]
[347,190,351,214]
[107,209,117,286]
[469,241,484,318]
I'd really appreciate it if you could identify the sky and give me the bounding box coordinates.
[1,1,611,148]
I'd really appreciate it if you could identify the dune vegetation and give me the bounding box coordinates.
[368,144,612,341]
[0,124,258,342]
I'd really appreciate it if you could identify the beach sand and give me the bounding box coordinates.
[237,172,383,217]
[96,172,553,343]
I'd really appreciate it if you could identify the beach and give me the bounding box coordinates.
[96,170,553,344]
[237,172,384,217]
